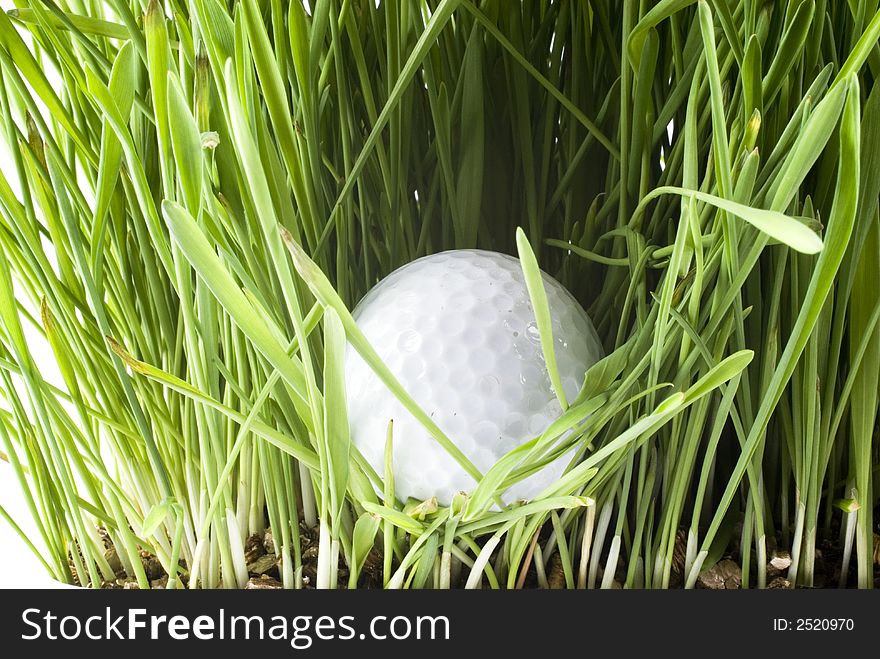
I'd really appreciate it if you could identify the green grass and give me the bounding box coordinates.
[0,0,877,589]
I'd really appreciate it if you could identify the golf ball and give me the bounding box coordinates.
[345,249,603,506]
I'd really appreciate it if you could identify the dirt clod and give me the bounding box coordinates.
[669,528,688,587]
[768,577,792,589]
[360,549,384,587]
[548,554,566,589]
[262,528,275,554]
[769,550,792,572]
[697,559,742,589]
[248,554,278,575]
[140,552,164,581]
[246,575,283,589]
[245,534,265,564]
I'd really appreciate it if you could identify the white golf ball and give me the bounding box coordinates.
[345,249,603,506]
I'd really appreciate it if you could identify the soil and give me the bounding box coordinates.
[75,522,382,590]
[71,524,879,589]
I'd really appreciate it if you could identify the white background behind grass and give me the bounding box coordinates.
[0,0,69,588]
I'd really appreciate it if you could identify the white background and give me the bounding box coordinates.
[0,0,72,588]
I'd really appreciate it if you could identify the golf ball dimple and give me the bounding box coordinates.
[346,249,603,506]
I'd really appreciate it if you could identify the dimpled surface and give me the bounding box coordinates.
[345,249,603,505]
